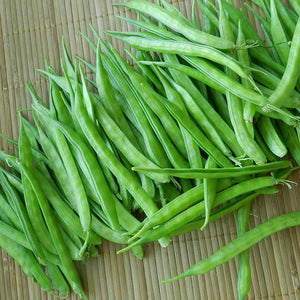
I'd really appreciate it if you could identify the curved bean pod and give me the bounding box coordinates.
[141,60,268,107]
[91,97,169,183]
[237,22,256,137]
[114,0,234,49]
[34,101,120,230]
[126,179,234,241]
[257,116,287,157]
[109,46,188,158]
[267,18,300,107]
[160,53,243,157]
[218,1,266,165]
[123,176,277,247]
[21,165,86,299]
[19,116,57,255]
[270,0,290,66]
[237,201,252,300]
[106,33,250,79]
[46,263,70,297]
[33,104,92,234]
[288,0,300,16]
[201,157,217,230]
[169,187,279,237]
[279,121,300,165]
[0,234,53,292]
[156,67,234,164]
[163,211,300,282]
[72,75,159,218]
[95,42,140,147]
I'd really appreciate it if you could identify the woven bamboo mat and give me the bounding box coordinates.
[0,0,300,299]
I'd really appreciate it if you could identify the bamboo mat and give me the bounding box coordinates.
[0,0,300,299]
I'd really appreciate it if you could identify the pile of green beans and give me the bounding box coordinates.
[0,0,300,299]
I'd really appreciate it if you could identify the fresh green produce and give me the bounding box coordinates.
[162,211,300,282]
[0,0,300,299]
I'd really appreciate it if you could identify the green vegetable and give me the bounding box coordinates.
[1,1,300,299]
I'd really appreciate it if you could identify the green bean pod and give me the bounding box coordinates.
[237,22,256,137]
[34,101,120,230]
[163,211,300,282]
[1,170,49,260]
[106,33,250,79]
[270,0,290,66]
[141,60,268,108]
[21,165,87,299]
[50,80,75,128]
[0,234,53,292]
[91,97,169,183]
[95,42,140,147]
[114,0,234,49]
[127,179,234,241]
[169,187,279,237]
[274,0,296,39]
[201,157,217,230]
[288,0,300,16]
[257,116,287,158]
[237,201,252,300]
[71,73,160,219]
[0,220,31,249]
[36,171,101,245]
[0,188,22,231]
[110,49,188,159]
[218,2,266,165]
[123,176,277,249]
[166,55,243,157]
[33,104,92,235]
[46,263,70,297]
[18,116,57,256]
[133,161,291,179]
[267,18,300,108]
[61,36,75,79]
[99,51,171,168]
[278,121,300,165]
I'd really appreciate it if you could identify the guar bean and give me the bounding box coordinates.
[0,234,53,292]
[169,187,278,237]
[114,0,235,49]
[133,160,290,179]
[163,211,300,282]
[201,157,217,230]
[267,18,300,108]
[123,176,278,249]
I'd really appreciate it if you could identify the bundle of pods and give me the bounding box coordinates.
[0,0,300,299]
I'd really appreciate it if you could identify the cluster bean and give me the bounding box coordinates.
[0,1,299,299]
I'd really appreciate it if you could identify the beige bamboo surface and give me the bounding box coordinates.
[0,0,300,299]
